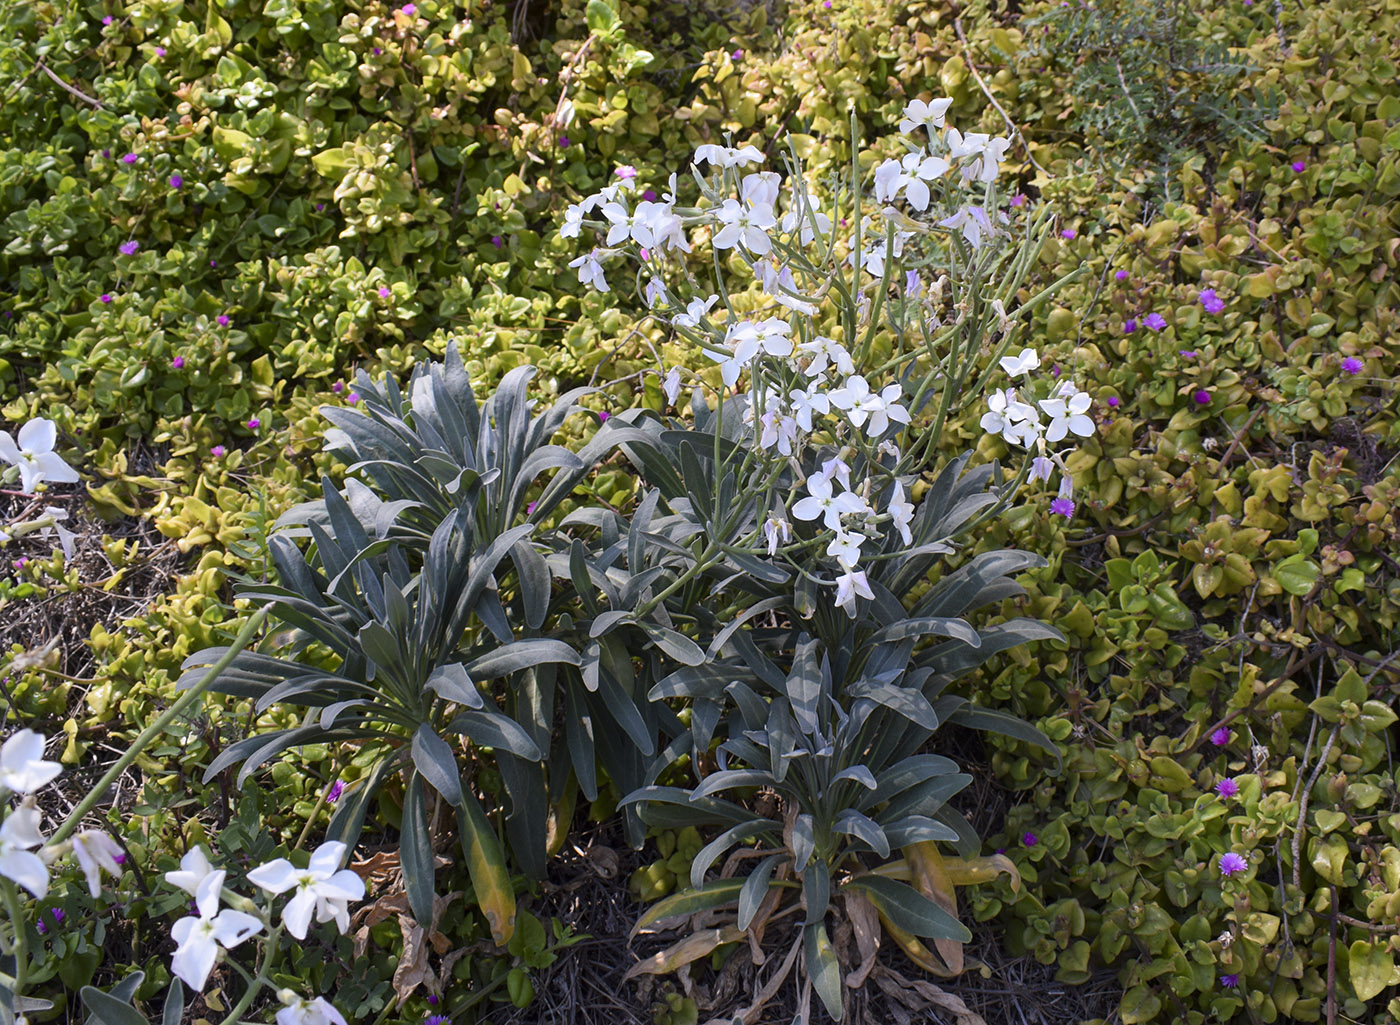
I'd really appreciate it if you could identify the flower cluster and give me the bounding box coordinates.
[559,99,1088,611]
[0,728,359,1017]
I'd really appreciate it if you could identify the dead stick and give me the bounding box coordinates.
[37,61,105,109]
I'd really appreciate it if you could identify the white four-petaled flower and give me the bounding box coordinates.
[276,993,348,1025]
[73,829,124,898]
[170,871,263,991]
[1039,386,1095,443]
[898,98,954,136]
[998,347,1040,377]
[0,419,79,494]
[887,480,915,546]
[246,841,365,940]
[0,805,48,897]
[0,729,61,794]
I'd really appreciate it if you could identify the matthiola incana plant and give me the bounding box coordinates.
[556,97,1083,1020]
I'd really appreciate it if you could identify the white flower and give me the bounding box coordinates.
[1038,389,1095,443]
[712,197,776,254]
[72,830,124,898]
[759,262,817,315]
[170,872,263,991]
[763,516,791,556]
[780,203,832,245]
[834,568,875,612]
[898,98,954,135]
[560,202,588,239]
[944,128,990,160]
[643,277,666,309]
[40,506,78,559]
[1029,456,1055,482]
[819,456,853,492]
[998,347,1040,377]
[728,317,793,365]
[276,994,348,1025]
[602,202,654,247]
[693,143,764,168]
[938,205,994,249]
[166,845,220,897]
[887,481,915,546]
[877,151,950,211]
[0,730,61,794]
[642,203,690,252]
[798,336,854,379]
[758,410,797,455]
[787,387,829,432]
[662,367,682,406]
[826,531,864,568]
[980,387,1041,445]
[1058,474,1075,502]
[0,420,79,495]
[969,136,1012,183]
[829,376,910,437]
[673,294,718,329]
[246,841,365,940]
[0,805,48,897]
[792,473,867,531]
[567,251,609,293]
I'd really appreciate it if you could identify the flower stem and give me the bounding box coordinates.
[218,923,283,1025]
[49,607,269,846]
[1,878,30,993]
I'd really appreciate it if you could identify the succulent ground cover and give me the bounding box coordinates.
[0,0,1398,1023]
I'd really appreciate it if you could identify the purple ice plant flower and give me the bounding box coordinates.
[1050,497,1075,518]
[100,294,113,304]
[169,174,183,189]
[1060,228,1077,239]
[122,153,137,164]
[211,445,226,457]
[1115,269,1129,281]
[332,381,344,394]
[1107,396,1119,407]
[400,3,416,13]
[1200,289,1226,314]
[558,135,570,148]
[1341,356,1363,375]
[1179,350,1198,359]
[216,314,230,326]
[119,240,139,256]
[491,235,503,248]
[155,46,166,56]
[615,165,638,180]
[1124,319,1138,334]
[347,392,360,404]
[641,189,658,201]
[325,781,345,803]
[1214,777,1240,799]
[103,15,113,25]
[246,418,260,430]
[1210,727,1231,746]
[1010,194,1026,207]
[1291,160,1306,173]
[1193,389,1212,405]
[1144,312,1167,331]
[426,995,440,1007]
[378,286,391,298]
[172,356,185,369]
[1218,852,1247,877]
[1022,832,1038,847]
[426,1018,448,1025]
[732,49,743,59]
[1220,974,1239,989]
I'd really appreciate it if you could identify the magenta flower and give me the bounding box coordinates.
[1179,349,1198,359]
[1114,269,1129,281]
[246,418,260,429]
[172,356,185,369]
[169,174,183,189]
[119,240,139,256]
[525,500,538,515]
[347,392,360,404]
[1341,356,1363,375]
[209,259,217,267]
[1218,852,1247,877]
[1124,319,1138,334]
[100,293,113,304]
[1214,777,1239,798]
[1291,160,1306,173]
[1060,228,1077,239]
[373,46,382,55]
[1022,832,1038,847]
[378,286,391,298]
[400,2,416,13]
[426,995,440,1007]
[325,781,345,803]
[1106,396,1119,407]
[1144,312,1167,331]
[1210,727,1231,746]
[1200,289,1226,314]
[641,189,658,201]
[1193,389,1212,405]
[155,46,166,56]
[426,1017,448,1025]
[615,165,638,180]
[216,314,230,326]
[491,235,503,248]
[824,0,833,7]
[558,135,570,148]
[102,15,113,25]
[14,558,27,570]
[211,445,226,457]
[1220,974,1238,989]
[1049,497,1075,518]
[1010,194,1026,208]
[122,153,137,164]
[332,381,344,394]
[598,411,610,422]
[732,49,743,59]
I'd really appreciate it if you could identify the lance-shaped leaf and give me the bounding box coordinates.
[689,819,773,890]
[401,771,438,927]
[622,926,746,982]
[465,639,580,680]
[630,878,745,938]
[445,710,542,760]
[456,790,516,947]
[842,875,971,942]
[804,922,844,1021]
[738,853,785,931]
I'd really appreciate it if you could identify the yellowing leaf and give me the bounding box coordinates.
[1350,940,1394,1002]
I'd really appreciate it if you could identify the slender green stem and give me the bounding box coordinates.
[50,607,269,846]
[218,923,283,1025]
[1,879,29,992]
